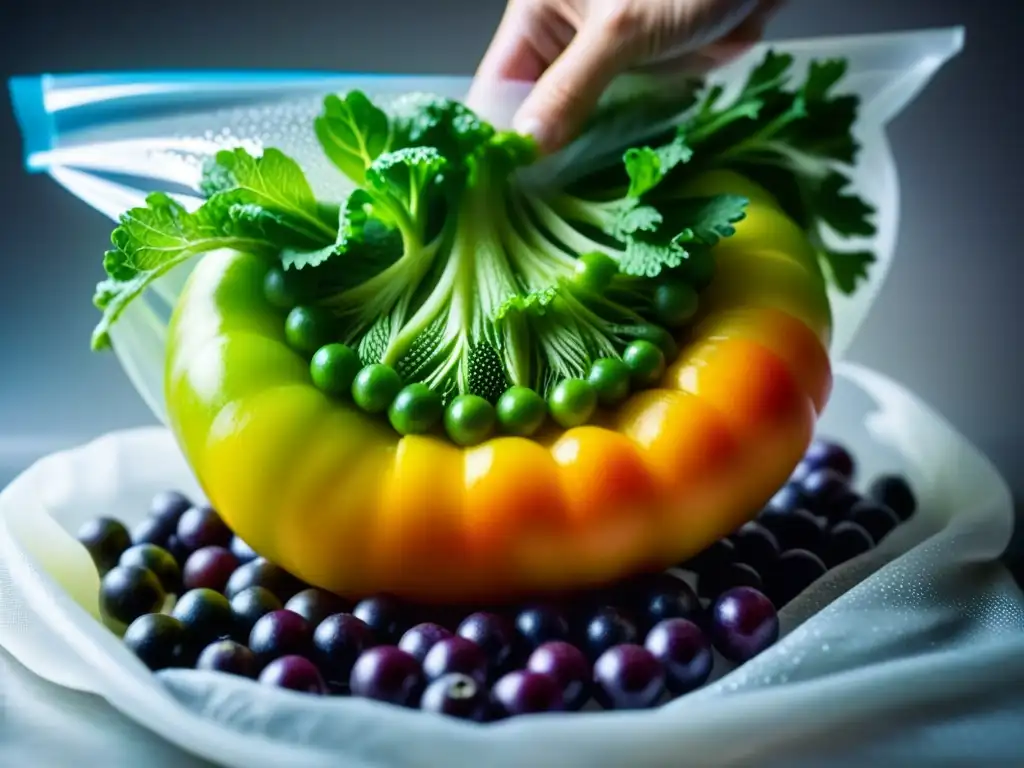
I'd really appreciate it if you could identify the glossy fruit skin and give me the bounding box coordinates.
[422,637,489,686]
[491,670,565,716]
[526,641,592,710]
[399,623,454,664]
[119,544,182,595]
[349,646,424,706]
[420,673,489,720]
[582,607,639,662]
[225,558,303,602]
[644,618,713,695]
[313,613,374,686]
[123,613,186,671]
[171,588,239,652]
[182,546,239,593]
[259,655,328,694]
[175,506,232,554]
[248,609,313,668]
[710,587,779,663]
[196,640,258,678]
[100,565,166,625]
[164,171,831,602]
[229,586,283,637]
[77,517,132,574]
[868,475,917,521]
[456,612,516,678]
[592,644,665,710]
[285,588,351,627]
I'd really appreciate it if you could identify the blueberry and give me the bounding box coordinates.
[457,612,516,677]
[229,586,283,637]
[766,481,808,513]
[637,575,701,632]
[698,562,763,601]
[130,516,177,549]
[422,636,489,686]
[420,673,489,720]
[175,506,232,554]
[492,670,564,716]
[149,490,192,524]
[182,546,239,594]
[514,604,570,652]
[350,646,424,706]
[848,500,901,543]
[681,538,735,574]
[592,644,665,710]
[313,613,374,687]
[803,439,856,481]
[225,557,303,602]
[824,522,876,568]
[399,622,454,663]
[353,594,408,644]
[259,655,328,694]
[229,536,259,564]
[801,469,852,518]
[285,588,352,627]
[119,544,182,595]
[731,521,780,573]
[764,549,828,608]
[196,640,258,678]
[582,606,639,662]
[77,517,132,574]
[709,587,779,663]
[527,641,591,710]
[123,613,185,671]
[759,507,826,553]
[100,565,166,625]
[171,588,239,653]
[868,474,917,521]
[248,609,313,668]
[644,618,713,695]
[166,535,191,566]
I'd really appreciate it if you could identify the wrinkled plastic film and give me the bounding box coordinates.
[8,28,964,426]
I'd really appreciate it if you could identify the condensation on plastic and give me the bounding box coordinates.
[9,28,963,427]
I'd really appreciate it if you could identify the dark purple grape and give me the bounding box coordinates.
[349,646,424,706]
[698,562,763,601]
[149,490,192,524]
[166,535,191,566]
[353,594,407,644]
[731,522,780,573]
[824,522,875,568]
[492,670,564,716]
[77,517,132,574]
[422,636,489,686]
[225,557,303,602]
[457,612,516,677]
[131,516,177,549]
[171,588,238,652]
[119,544,182,594]
[100,565,166,625]
[229,536,259,564]
[514,604,570,651]
[766,481,808,513]
[681,538,735,574]
[196,640,258,678]
[527,641,591,710]
[399,623,454,664]
[645,618,712,695]
[229,586,283,637]
[175,506,232,554]
[420,673,488,720]
[592,644,665,710]
[248,609,313,667]
[638,575,701,632]
[868,474,916,521]
[759,507,826,553]
[803,439,855,481]
[709,587,779,663]
[182,546,239,593]
[259,655,327,694]
[123,613,185,671]
[848,501,901,543]
[313,613,374,687]
[582,606,639,662]
[285,588,351,627]
[789,459,813,484]
[801,469,852,519]
[765,549,828,608]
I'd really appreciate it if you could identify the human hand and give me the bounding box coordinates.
[468,0,784,153]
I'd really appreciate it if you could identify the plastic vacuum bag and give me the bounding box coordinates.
[5,25,1021,768]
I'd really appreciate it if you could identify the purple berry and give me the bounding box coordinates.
[258,655,327,694]
[420,673,488,720]
[492,670,564,716]
[353,594,407,644]
[527,641,591,710]
[285,588,351,627]
[592,644,664,710]
[229,536,259,564]
[119,544,181,594]
[457,612,515,676]
[182,546,239,593]
[698,561,763,601]
[710,587,779,663]
[229,586,283,637]
[225,557,303,602]
[582,606,638,662]
[166,535,191,566]
[100,565,166,625]
[764,549,828,608]
[731,521,780,573]
[766,481,808,513]
[196,640,258,678]
[825,521,875,567]
[149,490,192,524]
[123,613,185,671]
[399,623,454,663]
[248,609,313,667]
[313,613,374,687]
[644,619,712,695]
[350,646,424,706]
[639,574,700,631]
[131,516,177,549]
[171,588,239,654]
[682,537,735,574]
[175,505,232,553]
[848,501,901,543]
[514,604,570,651]
[422,636,489,686]
[868,474,916,521]
[803,439,855,480]
[801,469,851,518]
[759,507,826,553]
[77,517,132,574]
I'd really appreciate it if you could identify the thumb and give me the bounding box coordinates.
[511,23,633,154]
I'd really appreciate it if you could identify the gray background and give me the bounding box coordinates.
[0,1,1019,515]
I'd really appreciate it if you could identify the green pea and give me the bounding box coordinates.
[496,386,547,437]
[310,344,361,397]
[654,281,700,328]
[588,358,632,406]
[632,323,678,362]
[284,306,334,355]
[685,251,716,291]
[548,379,598,429]
[573,251,619,293]
[444,394,497,446]
[623,340,666,388]
[352,364,402,414]
[263,267,298,310]
[388,383,444,436]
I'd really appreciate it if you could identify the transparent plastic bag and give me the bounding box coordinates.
[5,26,1018,768]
